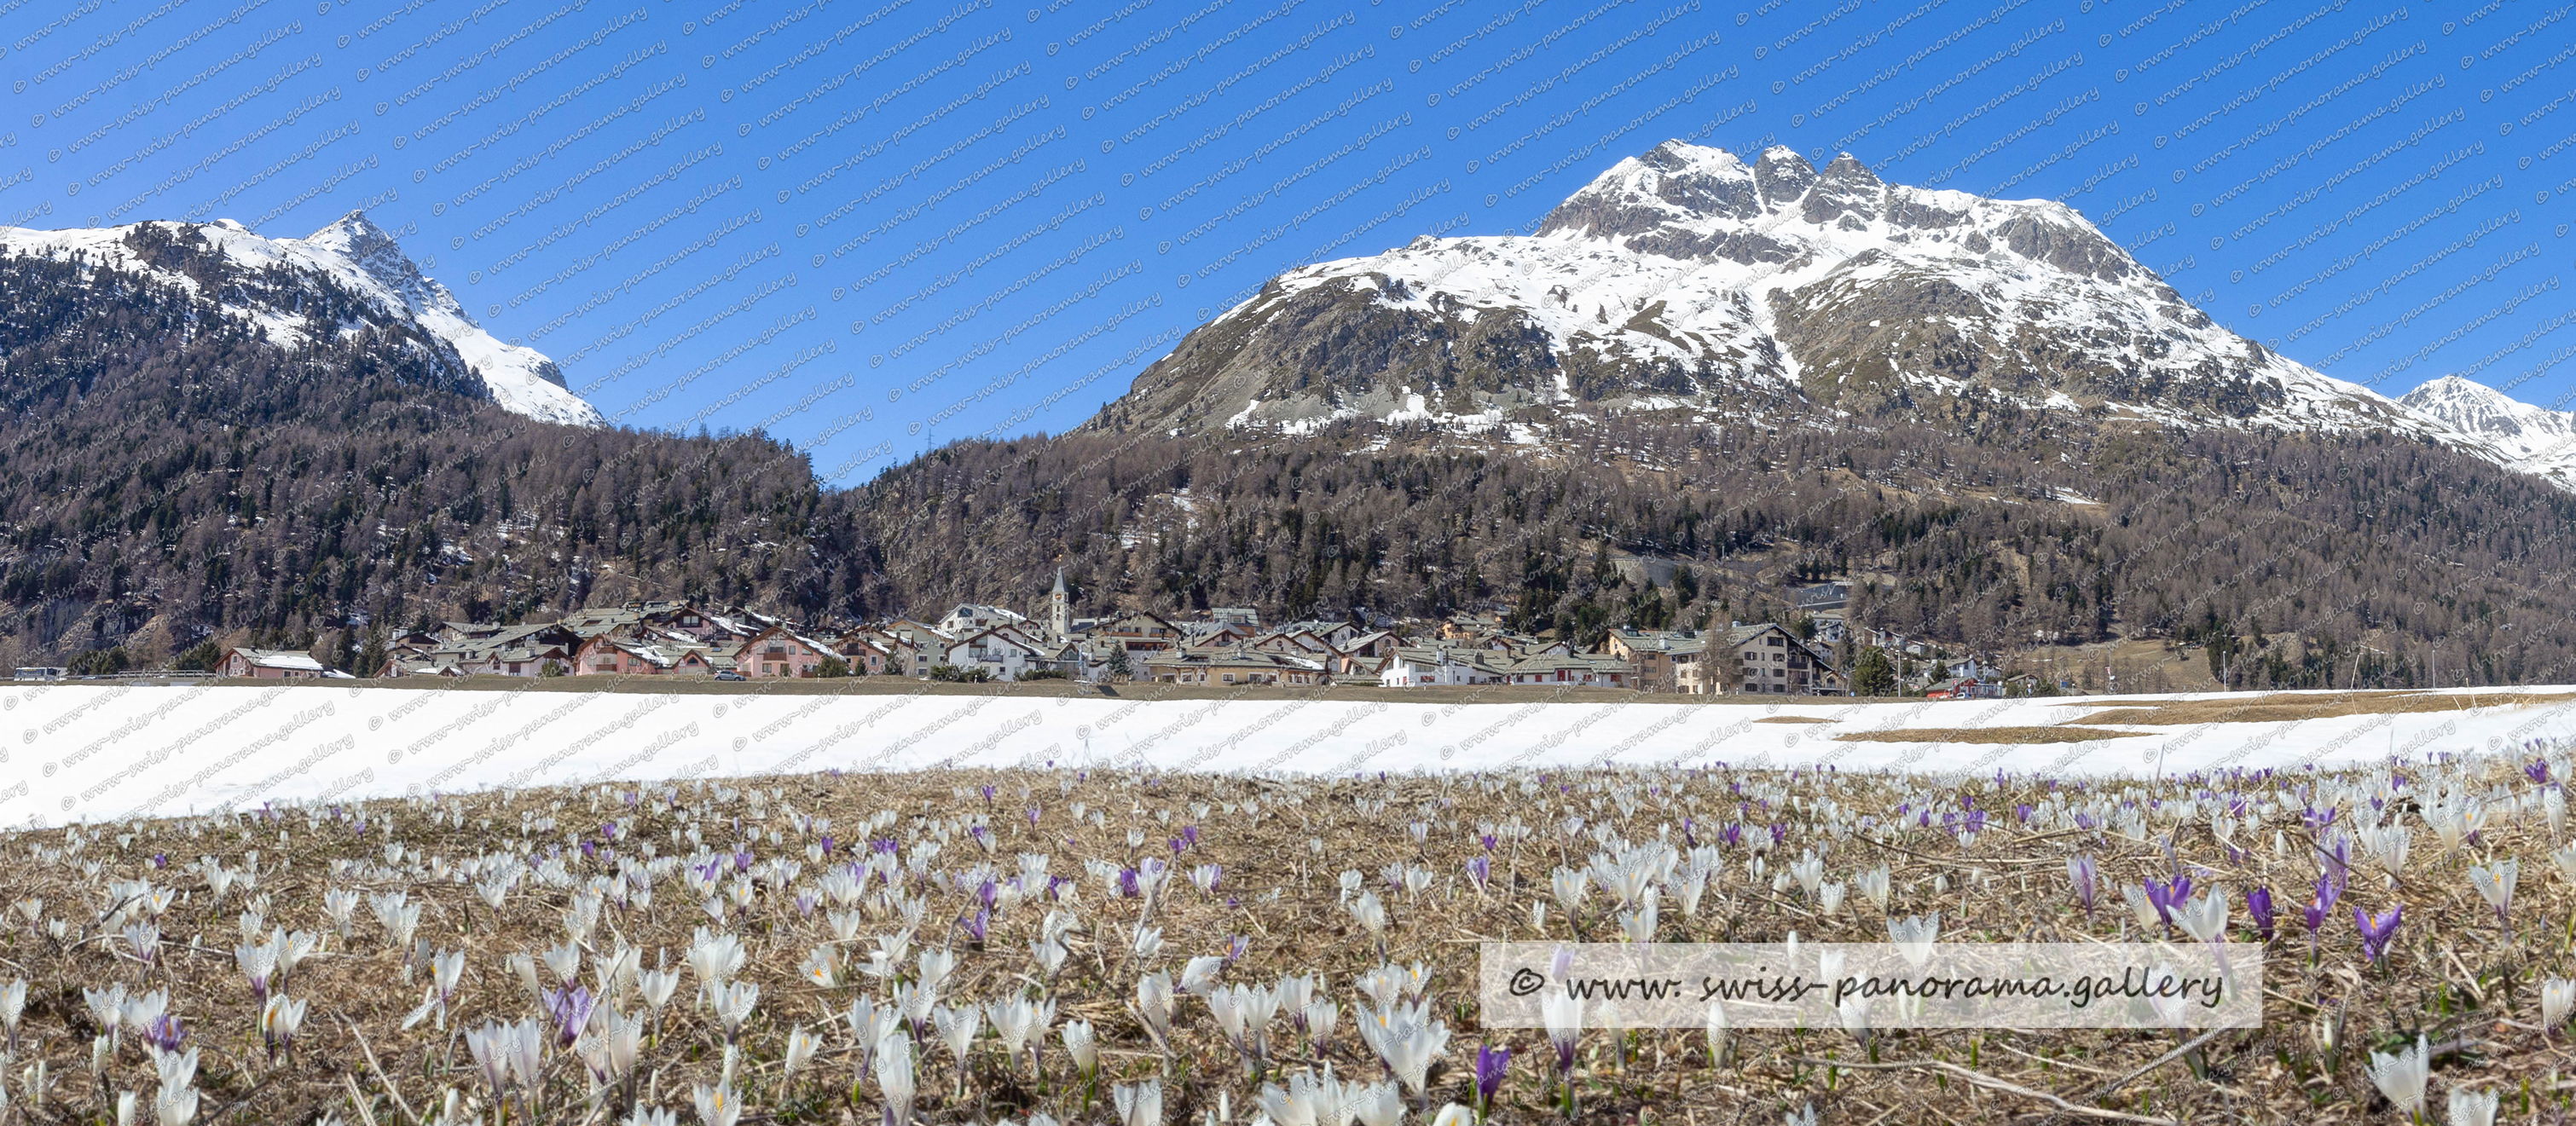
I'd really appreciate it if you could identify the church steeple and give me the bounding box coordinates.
[1050,567,1071,642]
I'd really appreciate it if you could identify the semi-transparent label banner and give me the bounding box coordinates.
[1478,942,2264,1030]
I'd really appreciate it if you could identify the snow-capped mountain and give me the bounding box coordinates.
[0,211,604,427]
[2398,374,2576,488]
[1102,140,2456,448]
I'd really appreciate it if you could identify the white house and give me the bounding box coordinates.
[1377,646,1508,687]
[945,627,1048,680]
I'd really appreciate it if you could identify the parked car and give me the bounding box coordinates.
[714,671,745,681]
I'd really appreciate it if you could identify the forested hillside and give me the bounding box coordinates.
[843,413,2576,690]
[0,249,861,668]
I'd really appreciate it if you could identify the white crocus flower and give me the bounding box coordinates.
[2542,976,2576,1033]
[1888,911,1942,968]
[1112,1078,1162,1126]
[2447,1087,2498,1126]
[2175,888,2229,944]
[2468,860,2518,924]
[874,1031,917,1126]
[2365,1034,2430,1122]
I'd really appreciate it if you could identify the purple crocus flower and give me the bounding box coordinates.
[580,840,598,861]
[142,1014,186,1053]
[1719,824,1743,848]
[819,834,835,857]
[960,906,990,944]
[1181,825,1201,849]
[2355,904,2402,963]
[1226,934,1250,961]
[1473,1045,1513,1112]
[732,847,753,873]
[2301,875,2340,935]
[2143,875,2192,927]
[2318,835,2350,894]
[2068,856,2098,915]
[1466,856,1491,888]
[1117,869,1141,898]
[979,784,996,806]
[1482,833,1500,852]
[2528,759,2552,785]
[2245,887,2276,940]
[1028,805,1043,827]
[544,985,596,1046]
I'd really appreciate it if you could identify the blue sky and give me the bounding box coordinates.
[4,0,2570,477]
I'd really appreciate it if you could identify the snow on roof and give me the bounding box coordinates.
[233,649,327,671]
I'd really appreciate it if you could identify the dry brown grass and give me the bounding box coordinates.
[1832,725,2147,744]
[0,755,2566,1126]
[1750,716,1833,725]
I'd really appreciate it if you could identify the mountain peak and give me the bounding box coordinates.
[1751,145,1818,205]
[0,215,605,428]
[2395,375,2576,484]
[1101,137,2426,449]
[304,210,397,252]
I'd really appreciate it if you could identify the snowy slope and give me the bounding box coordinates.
[1109,141,2576,483]
[2397,374,2576,488]
[4,683,2567,829]
[0,212,605,427]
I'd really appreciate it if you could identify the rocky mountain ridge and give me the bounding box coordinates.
[0,211,604,427]
[1094,141,2572,488]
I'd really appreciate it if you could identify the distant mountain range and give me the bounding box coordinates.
[5,149,2576,690]
[0,213,601,427]
[1100,141,2576,490]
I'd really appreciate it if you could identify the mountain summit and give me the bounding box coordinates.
[1095,141,2571,487]
[0,211,604,427]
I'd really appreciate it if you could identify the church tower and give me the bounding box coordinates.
[1050,568,1071,642]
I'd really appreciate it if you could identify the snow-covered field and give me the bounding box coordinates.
[8,683,2571,829]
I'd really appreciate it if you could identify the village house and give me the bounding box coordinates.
[937,603,1029,638]
[1438,614,1506,641]
[1142,645,1329,686]
[944,627,1049,681]
[1248,629,1340,661]
[218,647,333,679]
[835,634,894,676]
[734,625,837,678]
[572,635,715,676]
[1498,652,1633,688]
[1377,646,1510,687]
[1091,610,1186,652]
[1210,607,1260,628]
[1605,627,1702,693]
[1690,623,1845,695]
[866,621,955,677]
[1340,629,1402,660]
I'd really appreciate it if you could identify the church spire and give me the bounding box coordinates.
[1049,567,1072,642]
